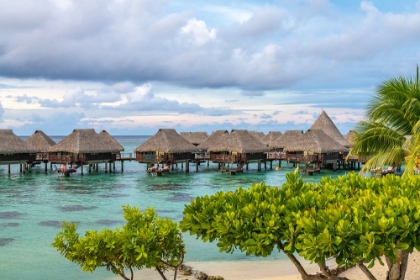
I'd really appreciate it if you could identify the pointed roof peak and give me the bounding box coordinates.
[310,111,349,147]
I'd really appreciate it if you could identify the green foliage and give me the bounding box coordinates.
[52,205,185,280]
[181,170,420,279]
[351,65,420,175]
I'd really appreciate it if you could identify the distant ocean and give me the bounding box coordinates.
[0,135,348,280]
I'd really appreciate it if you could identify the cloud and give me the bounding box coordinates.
[180,18,216,45]
[39,88,92,108]
[240,90,265,97]
[15,94,40,104]
[0,0,418,92]
[260,113,272,119]
[0,102,4,122]
[12,111,87,135]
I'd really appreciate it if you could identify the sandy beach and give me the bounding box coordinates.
[110,251,420,280]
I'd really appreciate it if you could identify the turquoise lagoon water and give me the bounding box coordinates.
[0,136,349,280]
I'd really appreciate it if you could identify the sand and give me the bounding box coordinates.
[110,251,420,280]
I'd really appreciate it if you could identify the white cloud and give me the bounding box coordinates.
[180,18,216,45]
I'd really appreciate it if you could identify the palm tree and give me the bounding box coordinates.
[351,65,420,175]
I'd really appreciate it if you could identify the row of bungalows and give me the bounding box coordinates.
[0,129,37,172]
[135,129,270,174]
[0,129,125,175]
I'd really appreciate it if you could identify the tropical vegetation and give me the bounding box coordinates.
[52,205,185,280]
[350,65,420,175]
[181,170,420,280]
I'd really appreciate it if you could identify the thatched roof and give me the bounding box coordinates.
[99,130,124,152]
[344,130,357,147]
[197,130,229,150]
[134,129,199,153]
[271,130,304,149]
[49,129,122,153]
[310,111,349,147]
[0,129,37,153]
[25,130,56,152]
[264,131,282,147]
[184,132,209,146]
[207,129,269,153]
[180,132,191,139]
[284,129,348,153]
[249,131,267,145]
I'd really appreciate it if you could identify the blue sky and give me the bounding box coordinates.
[0,0,419,136]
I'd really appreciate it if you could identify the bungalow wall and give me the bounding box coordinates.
[48,152,116,164]
[0,153,35,164]
[209,152,265,163]
[135,152,194,163]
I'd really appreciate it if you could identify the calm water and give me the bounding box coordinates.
[0,136,349,280]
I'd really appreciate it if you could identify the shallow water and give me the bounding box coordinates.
[0,136,349,279]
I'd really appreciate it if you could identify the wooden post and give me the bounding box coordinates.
[246,163,249,171]
[89,164,92,173]
[264,161,267,170]
[207,160,209,167]
[186,161,189,173]
[113,162,116,171]
[96,164,99,172]
[44,162,48,173]
[81,164,84,176]
[181,163,183,169]
[257,160,261,171]
[20,164,22,173]
[270,161,273,170]
[105,162,108,173]
[121,161,124,173]
[8,164,11,174]
[196,162,199,172]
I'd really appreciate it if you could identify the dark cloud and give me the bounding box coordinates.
[0,1,418,91]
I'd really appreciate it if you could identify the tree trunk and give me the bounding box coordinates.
[282,251,349,280]
[386,250,409,280]
[356,261,377,280]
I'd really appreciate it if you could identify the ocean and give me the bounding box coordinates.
[0,135,348,280]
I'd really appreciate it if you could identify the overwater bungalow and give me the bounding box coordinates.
[25,130,56,172]
[264,131,282,148]
[0,129,37,173]
[311,111,350,148]
[99,130,124,154]
[134,128,199,173]
[249,131,266,145]
[269,130,304,161]
[48,129,121,175]
[182,132,209,146]
[283,129,348,173]
[206,129,269,172]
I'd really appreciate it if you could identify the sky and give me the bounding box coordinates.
[1,0,420,136]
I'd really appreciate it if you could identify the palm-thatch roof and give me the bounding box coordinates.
[49,129,122,153]
[271,130,304,149]
[197,130,229,150]
[310,111,349,148]
[99,130,124,152]
[284,129,348,153]
[207,129,269,153]
[25,130,56,152]
[134,129,199,153]
[0,129,37,153]
[180,132,191,139]
[183,132,209,146]
[264,131,282,147]
[344,130,357,147]
[249,131,266,145]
